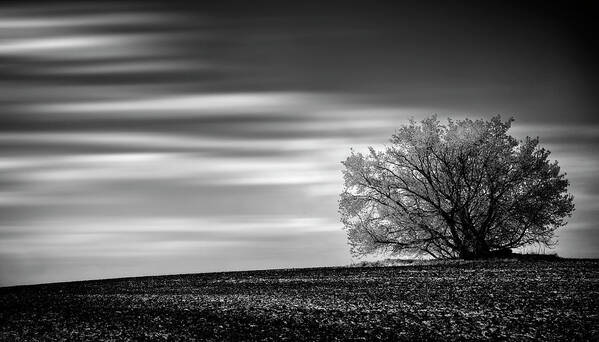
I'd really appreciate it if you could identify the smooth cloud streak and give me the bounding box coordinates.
[0,2,597,286]
[27,92,321,117]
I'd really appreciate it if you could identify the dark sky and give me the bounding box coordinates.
[1,1,597,285]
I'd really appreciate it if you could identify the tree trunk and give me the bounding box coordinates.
[473,242,491,259]
[459,249,475,260]
[458,238,490,260]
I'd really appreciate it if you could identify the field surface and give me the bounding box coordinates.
[1,260,598,341]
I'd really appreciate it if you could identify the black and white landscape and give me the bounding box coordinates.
[0,1,598,340]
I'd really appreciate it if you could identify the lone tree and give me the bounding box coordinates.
[339,116,574,259]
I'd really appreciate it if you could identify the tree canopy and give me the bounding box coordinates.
[339,116,574,259]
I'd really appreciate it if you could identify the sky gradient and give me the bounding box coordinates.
[1,1,597,286]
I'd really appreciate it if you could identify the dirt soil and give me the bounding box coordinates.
[1,260,598,341]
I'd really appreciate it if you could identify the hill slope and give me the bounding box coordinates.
[1,260,598,341]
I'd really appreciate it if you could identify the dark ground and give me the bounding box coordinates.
[1,260,598,341]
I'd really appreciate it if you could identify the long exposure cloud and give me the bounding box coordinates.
[1,2,597,285]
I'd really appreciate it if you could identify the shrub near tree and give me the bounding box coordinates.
[339,116,574,259]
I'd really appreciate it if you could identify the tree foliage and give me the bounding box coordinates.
[339,116,574,259]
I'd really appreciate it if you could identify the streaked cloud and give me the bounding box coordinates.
[0,32,176,59]
[0,12,172,29]
[32,60,206,75]
[0,216,348,284]
[0,2,597,286]
[27,92,321,117]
